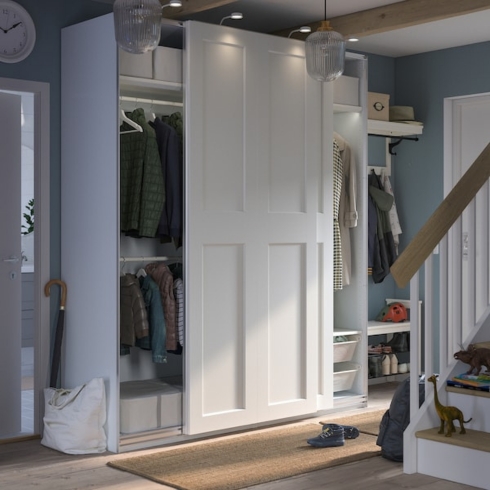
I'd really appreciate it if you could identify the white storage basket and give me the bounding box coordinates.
[333,362,360,392]
[333,335,360,363]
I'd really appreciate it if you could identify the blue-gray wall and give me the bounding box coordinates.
[362,52,398,319]
[360,42,490,324]
[3,3,490,334]
[0,0,112,282]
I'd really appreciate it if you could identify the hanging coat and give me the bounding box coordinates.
[368,171,397,283]
[120,108,165,238]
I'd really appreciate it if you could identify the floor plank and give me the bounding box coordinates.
[0,383,480,490]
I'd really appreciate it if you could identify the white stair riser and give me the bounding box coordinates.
[446,390,490,432]
[417,438,489,489]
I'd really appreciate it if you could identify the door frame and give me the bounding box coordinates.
[0,77,50,435]
[444,92,490,344]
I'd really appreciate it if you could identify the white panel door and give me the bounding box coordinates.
[0,92,22,437]
[185,22,324,434]
[185,21,260,435]
[254,34,323,421]
[448,95,490,339]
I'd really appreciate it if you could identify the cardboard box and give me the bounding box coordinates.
[333,75,359,106]
[153,46,182,84]
[119,49,153,79]
[368,92,390,121]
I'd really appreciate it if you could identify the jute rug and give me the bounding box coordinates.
[108,409,385,490]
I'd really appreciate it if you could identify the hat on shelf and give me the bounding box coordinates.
[389,106,423,125]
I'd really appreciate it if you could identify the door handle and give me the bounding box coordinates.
[2,255,19,263]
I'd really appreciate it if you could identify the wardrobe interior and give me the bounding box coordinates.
[118,21,186,442]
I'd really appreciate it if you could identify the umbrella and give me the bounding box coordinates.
[44,279,67,388]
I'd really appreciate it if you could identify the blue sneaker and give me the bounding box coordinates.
[321,423,359,439]
[307,425,344,447]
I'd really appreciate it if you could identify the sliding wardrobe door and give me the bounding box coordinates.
[184,21,325,435]
[253,33,324,422]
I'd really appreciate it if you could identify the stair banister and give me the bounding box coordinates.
[390,140,490,289]
[395,140,490,479]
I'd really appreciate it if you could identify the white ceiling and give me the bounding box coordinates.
[179,0,490,58]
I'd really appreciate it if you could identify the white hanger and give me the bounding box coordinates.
[120,109,143,134]
[136,267,147,278]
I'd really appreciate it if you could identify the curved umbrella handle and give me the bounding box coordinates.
[44,279,67,309]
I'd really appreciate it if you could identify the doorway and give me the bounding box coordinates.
[0,78,50,440]
[445,93,490,340]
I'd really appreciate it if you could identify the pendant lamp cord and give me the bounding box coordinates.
[324,0,326,21]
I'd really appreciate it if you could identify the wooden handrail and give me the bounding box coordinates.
[391,141,490,288]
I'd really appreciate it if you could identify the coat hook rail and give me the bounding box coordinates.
[369,133,419,155]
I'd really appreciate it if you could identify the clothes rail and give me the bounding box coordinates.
[120,256,181,262]
[120,95,183,108]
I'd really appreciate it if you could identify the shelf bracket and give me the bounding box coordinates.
[369,133,420,155]
[388,136,419,155]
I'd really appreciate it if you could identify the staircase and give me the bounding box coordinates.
[390,142,490,489]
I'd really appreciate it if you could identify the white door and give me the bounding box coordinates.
[0,92,22,438]
[447,94,490,339]
[184,21,323,435]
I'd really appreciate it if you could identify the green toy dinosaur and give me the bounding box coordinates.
[428,374,472,437]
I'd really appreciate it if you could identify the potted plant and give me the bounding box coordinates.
[21,198,34,265]
[22,198,34,235]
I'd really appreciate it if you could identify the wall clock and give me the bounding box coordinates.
[0,1,35,63]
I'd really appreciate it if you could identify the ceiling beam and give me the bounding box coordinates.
[162,0,236,19]
[273,0,490,39]
[92,0,236,16]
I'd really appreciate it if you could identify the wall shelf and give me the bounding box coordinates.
[368,320,410,336]
[367,120,424,173]
[368,119,423,137]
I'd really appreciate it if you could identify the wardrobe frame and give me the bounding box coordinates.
[60,15,368,453]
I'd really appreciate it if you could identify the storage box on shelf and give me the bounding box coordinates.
[119,49,153,79]
[333,75,359,107]
[153,47,182,84]
[120,378,182,435]
[367,92,390,121]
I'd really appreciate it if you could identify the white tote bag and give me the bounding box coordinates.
[41,377,107,454]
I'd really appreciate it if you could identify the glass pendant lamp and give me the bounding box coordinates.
[113,0,164,54]
[305,1,346,82]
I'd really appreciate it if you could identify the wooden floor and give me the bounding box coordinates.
[0,383,480,490]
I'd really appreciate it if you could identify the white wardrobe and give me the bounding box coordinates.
[60,14,368,452]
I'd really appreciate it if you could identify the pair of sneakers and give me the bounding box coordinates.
[306,423,359,448]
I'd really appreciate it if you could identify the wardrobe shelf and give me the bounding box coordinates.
[119,75,183,100]
[367,320,410,336]
[334,103,362,114]
[333,328,361,336]
[368,119,423,137]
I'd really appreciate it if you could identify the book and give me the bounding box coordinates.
[447,379,490,392]
[453,373,490,386]
[447,373,490,391]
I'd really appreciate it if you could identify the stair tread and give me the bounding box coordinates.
[416,427,490,452]
[446,385,490,398]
